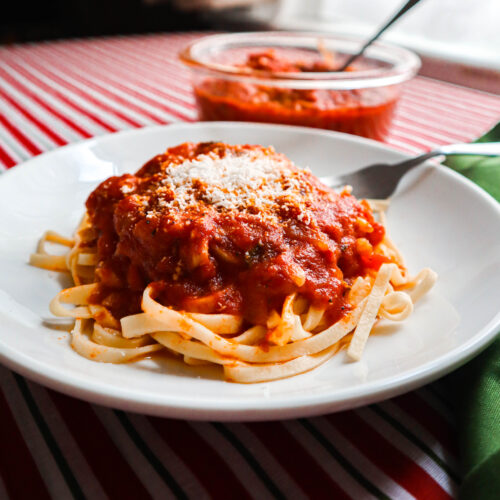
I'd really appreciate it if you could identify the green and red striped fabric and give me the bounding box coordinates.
[1,32,499,499]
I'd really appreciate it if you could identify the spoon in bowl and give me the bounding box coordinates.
[336,0,424,71]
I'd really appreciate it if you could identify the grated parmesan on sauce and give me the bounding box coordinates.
[159,151,305,212]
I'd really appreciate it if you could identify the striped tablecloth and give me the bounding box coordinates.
[1,33,500,500]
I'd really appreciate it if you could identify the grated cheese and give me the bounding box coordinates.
[159,151,305,212]
[120,184,134,194]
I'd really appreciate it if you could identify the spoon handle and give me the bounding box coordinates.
[338,0,423,71]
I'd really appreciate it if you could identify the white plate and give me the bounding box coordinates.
[1,122,499,421]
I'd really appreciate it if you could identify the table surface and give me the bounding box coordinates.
[1,32,500,500]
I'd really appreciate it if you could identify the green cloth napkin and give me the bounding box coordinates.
[442,122,500,500]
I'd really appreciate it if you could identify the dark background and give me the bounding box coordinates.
[2,0,216,45]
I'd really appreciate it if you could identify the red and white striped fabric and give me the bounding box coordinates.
[1,32,499,500]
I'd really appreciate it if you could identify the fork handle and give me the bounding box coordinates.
[390,141,500,177]
[436,142,500,156]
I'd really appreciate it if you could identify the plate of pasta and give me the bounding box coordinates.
[0,122,499,420]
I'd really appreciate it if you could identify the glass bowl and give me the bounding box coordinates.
[179,32,421,141]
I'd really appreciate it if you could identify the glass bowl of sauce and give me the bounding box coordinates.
[179,32,420,141]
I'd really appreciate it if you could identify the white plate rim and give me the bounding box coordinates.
[1,121,499,421]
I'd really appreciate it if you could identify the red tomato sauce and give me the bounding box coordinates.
[194,50,398,141]
[86,142,387,325]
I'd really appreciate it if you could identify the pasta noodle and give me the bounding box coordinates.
[30,142,436,383]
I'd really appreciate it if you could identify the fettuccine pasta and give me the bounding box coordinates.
[30,142,436,383]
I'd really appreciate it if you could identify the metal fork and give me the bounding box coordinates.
[319,142,500,199]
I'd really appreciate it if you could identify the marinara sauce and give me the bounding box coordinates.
[194,50,398,141]
[86,142,389,325]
